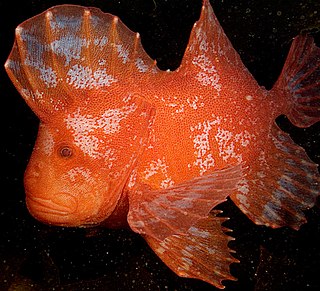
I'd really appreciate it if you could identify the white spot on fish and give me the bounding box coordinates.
[156,246,166,255]
[39,66,58,88]
[234,130,254,147]
[257,171,266,178]
[143,158,168,179]
[160,178,174,189]
[127,170,137,189]
[135,58,148,72]
[65,105,136,159]
[66,64,117,89]
[195,28,209,52]
[39,124,54,156]
[180,257,193,271]
[21,88,31,99]
[236,178,250,209]
[192,54,221,91]
[115,44,129,64]
[98,59,106,66]
[188,226,210,238]
[143,158,174,189]
[64,167,95,184]
[215,128,255,162]
[195,71,221,91]
[186,95,205,110]
[131,220,145,228]
[215,129,234,161]
[181,248,193,258]
[190,116,221,175]
[192,54,216,74]
[94,36,108,50]
[97,105,137,134]
[236,194,250,209]
[49,14,82,30]
[50,35,88,66]
[237,178,249,194]
[262,202,282,223]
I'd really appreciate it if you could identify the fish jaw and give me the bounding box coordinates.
[24,159,121,227]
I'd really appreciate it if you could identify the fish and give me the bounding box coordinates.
[4,0,320,288]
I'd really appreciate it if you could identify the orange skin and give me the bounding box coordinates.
[5,0,319,288]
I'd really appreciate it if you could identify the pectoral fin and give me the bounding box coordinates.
[128,164,243,241]
[144,211,238,289]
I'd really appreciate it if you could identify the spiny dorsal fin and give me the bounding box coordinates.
[5,5,158,119]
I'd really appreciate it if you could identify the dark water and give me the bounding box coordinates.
[0,0,319,290]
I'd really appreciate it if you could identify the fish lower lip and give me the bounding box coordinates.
[26,193,77,216]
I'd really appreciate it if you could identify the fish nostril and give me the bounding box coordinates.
[25,164,42,180]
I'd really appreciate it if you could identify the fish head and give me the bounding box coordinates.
[24,122,117,227]
[23,96,154,227]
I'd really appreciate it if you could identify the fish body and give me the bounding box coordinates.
[5,0,320,288]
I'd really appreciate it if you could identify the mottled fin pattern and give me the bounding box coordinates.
[4,5,157,119]
[231,123,319,230]
[145,211,238,289]
[178,0,250,82]
[128,164,242,240]
[181,0,243,67]
[273,34,320,127]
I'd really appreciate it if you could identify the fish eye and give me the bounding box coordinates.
[58,145,73,158]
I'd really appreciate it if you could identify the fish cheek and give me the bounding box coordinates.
[53,143,119,226]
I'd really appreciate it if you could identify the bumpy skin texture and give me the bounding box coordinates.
[5,0,320,288]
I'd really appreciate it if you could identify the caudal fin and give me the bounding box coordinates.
[273,34,320,127]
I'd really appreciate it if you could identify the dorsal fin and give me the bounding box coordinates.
[5,5,158,120]
[181,0,242,66]
[178,0,249,81]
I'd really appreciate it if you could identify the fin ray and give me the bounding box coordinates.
[231,123,319,230]
[144,212,238,289]
[273,34,320,127]
[128,164,243,240]
[4,5,157,119]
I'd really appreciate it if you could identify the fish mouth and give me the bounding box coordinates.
[26,192,79,225]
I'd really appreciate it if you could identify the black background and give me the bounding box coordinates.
[0,0,319,290]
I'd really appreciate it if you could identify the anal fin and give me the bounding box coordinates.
[144,211,238,289]
[231,122,319,230]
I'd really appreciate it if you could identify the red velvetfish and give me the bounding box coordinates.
[4,0,320,288]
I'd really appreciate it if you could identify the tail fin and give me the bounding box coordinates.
[272,34,320,127]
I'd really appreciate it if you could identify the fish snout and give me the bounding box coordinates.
[24,163,103,226]
[24,162,121,227]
